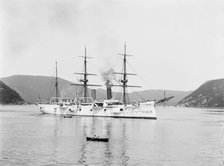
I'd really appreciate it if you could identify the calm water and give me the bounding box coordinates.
[0,105,223,166]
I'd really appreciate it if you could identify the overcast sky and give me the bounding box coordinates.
[0,0,224,91]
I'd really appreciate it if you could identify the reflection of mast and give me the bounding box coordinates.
[121,122,128,165]
[78,123,87,165]
[78,130,87,164]
[104,119,112,165]
[114,43,141,105]
[78,143,87,165]
[71,47,101,100]
[52,117,59,165]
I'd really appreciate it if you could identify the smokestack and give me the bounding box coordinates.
[101,68,115,100]
[91,89,96,101]
[106,80,112,100]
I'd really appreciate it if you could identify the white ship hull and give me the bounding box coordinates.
[74,107,156,119]
[38,104,75,115]
[72,101,157,119]
[38,101,157,119]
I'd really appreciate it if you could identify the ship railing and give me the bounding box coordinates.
[36,99,49,104]
[49,97,77,105]
[125,100,155,106]
[78,97,94,105]
[134,99,156,104]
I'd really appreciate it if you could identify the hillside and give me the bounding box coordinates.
[0,75,82,104]
[0,80,25,104]
[96,88,191,106]
[177,78,224,107]
[129,90,192,106]
[1,75,191,105]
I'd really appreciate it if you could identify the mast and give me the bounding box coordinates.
[122,43,127,105]
[55,61,59,98]
[71,47,101,101]
[83,47,88,98]
[115,43,141,105]
[38,93,41,103]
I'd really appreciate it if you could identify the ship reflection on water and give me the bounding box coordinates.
[0,105,223,165]
[77,117,131,165]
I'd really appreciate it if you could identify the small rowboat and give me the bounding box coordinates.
[63,115,72,118]
[86,136,109,142]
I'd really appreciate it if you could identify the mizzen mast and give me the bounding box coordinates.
[55,61,60,99]
[115,43,141,105]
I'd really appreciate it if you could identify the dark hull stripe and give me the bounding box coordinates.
[71,114,157,120]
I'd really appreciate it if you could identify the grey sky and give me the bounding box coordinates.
[0,0,224,91]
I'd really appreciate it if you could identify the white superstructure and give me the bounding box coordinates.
[39,97,76,115]
[71,99,156,119]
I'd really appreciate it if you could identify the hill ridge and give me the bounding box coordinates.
[177,78,224,107]
[1,75,191,105]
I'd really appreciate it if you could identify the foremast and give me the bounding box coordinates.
[71,47,100,101]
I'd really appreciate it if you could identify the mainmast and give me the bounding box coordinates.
[122,44,127,104]
[83,47,88,98]
[55,61,59,98]
[71,47,101,100]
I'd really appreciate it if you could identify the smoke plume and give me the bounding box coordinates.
[101,68,115,84]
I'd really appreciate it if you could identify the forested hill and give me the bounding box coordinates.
[0,80,25,104]
[177,78,224,107]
